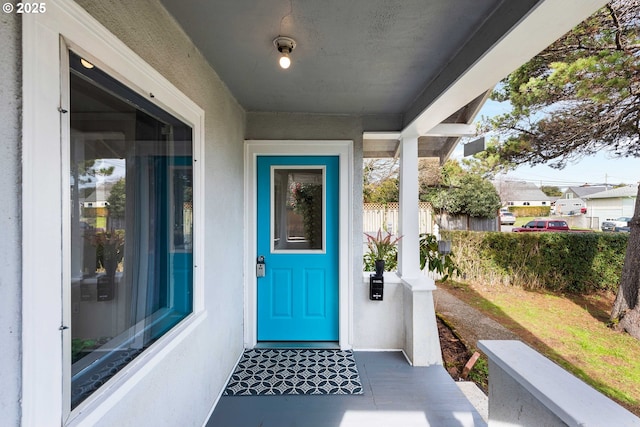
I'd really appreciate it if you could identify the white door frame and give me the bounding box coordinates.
[244,140,353,350]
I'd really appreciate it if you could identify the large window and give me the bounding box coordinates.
[68,52,193,408]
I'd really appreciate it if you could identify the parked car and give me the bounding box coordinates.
[512,219,571,232]
[601,216,631,232]
[499,211,516,225]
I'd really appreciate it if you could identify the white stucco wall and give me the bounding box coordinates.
[72,1,246,426]
[246,113,365,290]
[0,10,22,427]
[356,274,405,349]
[247,113,406,350]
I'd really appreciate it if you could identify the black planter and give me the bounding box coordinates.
[97,275,115,301]
[374,259,385,277]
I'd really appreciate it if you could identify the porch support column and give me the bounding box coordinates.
[398,135,420,278]
[398,135,442,366]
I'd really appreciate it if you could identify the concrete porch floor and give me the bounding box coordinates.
[206,351,487,427]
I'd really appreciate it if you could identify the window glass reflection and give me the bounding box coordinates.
[273,168,324,251]
[69,51,193,408]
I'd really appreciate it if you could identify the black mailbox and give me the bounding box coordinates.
[97,276,114,301]
[369,274,384,301]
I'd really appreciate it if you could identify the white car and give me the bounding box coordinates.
[499,211,516,225]
[601,217,631,232]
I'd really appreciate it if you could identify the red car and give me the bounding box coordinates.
[512,219,570,232]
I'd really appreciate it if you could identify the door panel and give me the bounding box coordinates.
[257,156,339,341]
[271,268,293,318]
[304,269,326,317]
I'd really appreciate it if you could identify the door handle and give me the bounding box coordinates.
[256,256,266,278]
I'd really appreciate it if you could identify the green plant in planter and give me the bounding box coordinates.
[90,230,125,277]
[364,229,403,274]
[419,233,462,281]
[71,337,111,363]
[72,338,97,363]
[363,248,399,272]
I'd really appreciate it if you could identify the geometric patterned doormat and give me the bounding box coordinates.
[223,349,364,396]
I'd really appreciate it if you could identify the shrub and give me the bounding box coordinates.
[447,231,627,293]
[508,206,551,217]
[362,233,463,279]
[419,233,462,281]
[428,174,501,218]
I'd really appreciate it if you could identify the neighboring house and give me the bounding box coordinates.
[495,181,554,208]
[1,1,612,426]
[556,185,611,215]
[82,183,111,229]
[82,189,108,209]
[583,185,638,229]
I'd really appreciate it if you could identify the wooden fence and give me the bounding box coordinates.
[363,202,434,235]
[435,214,498,232]
[363,203,499,235]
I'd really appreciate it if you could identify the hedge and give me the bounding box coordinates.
[507,206,551,217]
[445,231,628,293]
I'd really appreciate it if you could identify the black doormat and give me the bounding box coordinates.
[223,349,364,396]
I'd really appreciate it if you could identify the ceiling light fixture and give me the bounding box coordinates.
[273,36,296,69]
[80,58,95,69]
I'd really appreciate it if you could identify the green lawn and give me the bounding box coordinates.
[439,281,640,416]
[513,216,535,227]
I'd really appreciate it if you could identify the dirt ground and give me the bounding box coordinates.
[437,316,470,378]
[434,285,519,394]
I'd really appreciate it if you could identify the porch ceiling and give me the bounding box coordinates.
[160,0,608,159]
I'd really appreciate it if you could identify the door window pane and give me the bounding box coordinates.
[68,52,193,408]
[272,168,324,251]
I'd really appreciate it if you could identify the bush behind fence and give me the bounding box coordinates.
[446,231,628,293]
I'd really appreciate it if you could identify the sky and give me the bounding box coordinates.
[452,99,639,188]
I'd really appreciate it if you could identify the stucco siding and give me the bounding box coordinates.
[73,1,246,425]
[0,10,22,427]
[245,113,365,293]
[247,112,396,350]
[245,112,365,272]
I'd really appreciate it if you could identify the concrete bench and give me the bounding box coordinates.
[478,340,640,427]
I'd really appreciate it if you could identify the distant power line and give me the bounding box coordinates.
[498,177,628,187]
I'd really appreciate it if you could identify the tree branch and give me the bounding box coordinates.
[606,3,624,51]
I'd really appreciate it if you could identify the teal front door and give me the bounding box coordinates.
[257,156,339,341]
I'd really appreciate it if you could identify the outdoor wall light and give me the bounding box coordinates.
[273,36,296,69]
